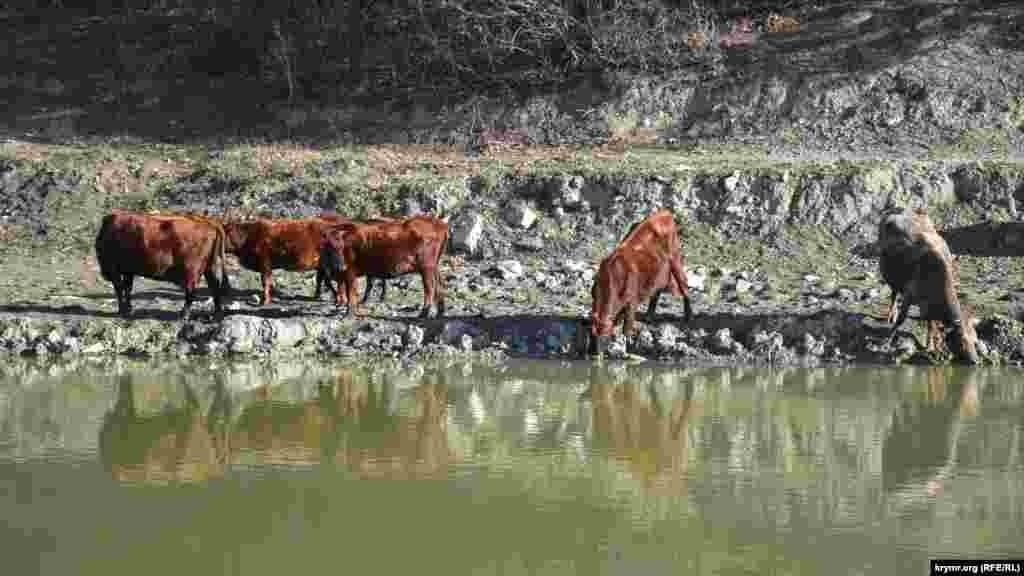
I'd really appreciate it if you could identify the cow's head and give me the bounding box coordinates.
[945,313,980,366]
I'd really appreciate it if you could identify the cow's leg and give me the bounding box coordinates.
[434,269,446,318]
[260,270,273,305]
[314,267,325,299]
[419,267,435,318]
[360,277,375,304]
[885,290,913,347]
[121,274,135,317]
[181,286,194,321]
[682,293,693,323]
[204,268,225,319]
[591,334,608,357]
[623,304,637,345]
[887,290,901,324]
[645,289,663,321]
[379,278,389,303]
[342,270,360,316]
[110,274,127,316]
[334,271,348,307]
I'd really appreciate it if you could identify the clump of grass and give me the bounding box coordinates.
[1008,95,1024,132]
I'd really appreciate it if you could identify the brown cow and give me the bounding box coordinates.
[590,209,693,356]
[94,210,229,319]
[221,215,390,306]
[321,215,449,318]
[878,208,978,364]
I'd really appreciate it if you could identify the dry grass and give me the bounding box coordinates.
[366,144,590,189]
[766,14,801,34]
[0,223,16,242]
[242,143,325,178]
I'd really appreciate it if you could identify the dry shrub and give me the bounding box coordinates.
[766,14,801,34]
[686,31,707,50]
[609,126,658,146]
[719,16,756,48]
[0,223,16,242]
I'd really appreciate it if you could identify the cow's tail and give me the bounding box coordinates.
[437,222,451,294]
[95,213,117,282]
[213,222,231,297]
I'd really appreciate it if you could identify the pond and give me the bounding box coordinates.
[1,359,1022,575]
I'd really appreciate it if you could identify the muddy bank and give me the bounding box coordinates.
[2,286,1024,366]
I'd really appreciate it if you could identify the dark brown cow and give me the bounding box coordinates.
[590,209,693,356]
[317,217,396,305]
[94,211,229,319]
[878,208,978,364]
[321,215,449,318]
[221,215,391,306]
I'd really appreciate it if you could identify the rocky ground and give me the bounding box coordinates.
[2,147,1024,367]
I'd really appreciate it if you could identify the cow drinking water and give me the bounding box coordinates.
[877,208,978,364]
[590,209,693,356]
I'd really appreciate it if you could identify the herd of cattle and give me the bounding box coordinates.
[93,205,980,364]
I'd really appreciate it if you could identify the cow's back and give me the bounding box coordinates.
[95,211,219,282]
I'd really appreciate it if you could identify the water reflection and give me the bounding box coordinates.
[1,359,1023,571]
[584,366,699,498]
[98,374,230,484]
[882,367,980,501]
[95,366,458,482]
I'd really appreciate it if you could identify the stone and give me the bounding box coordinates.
[686,268,707,292]
[802,333,825,356]
[710,328,735,354]
[269,319,306,348]
[656,324,681,350]
[450,210,485,254]
[513,237,544,252]
[82,342,106,354]
[220,316,261,353]
[503,201,538,229]
[562,260,591,275]
[487,260,524,281]
[404,325,425,348]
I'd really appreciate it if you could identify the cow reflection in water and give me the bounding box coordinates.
[584,369,700,495]
[882,367,981,504]
[230,369,453,479]
[99,374,231,485]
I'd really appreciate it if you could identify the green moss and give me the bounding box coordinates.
[930,128,1010,159]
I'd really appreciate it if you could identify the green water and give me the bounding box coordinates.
[1,359,1022,575]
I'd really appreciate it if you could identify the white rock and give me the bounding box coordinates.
[82,342,107,355]
[493,259,524,281]
[686,269,706,292]
[562,260,590,274]
[450,211,485,254]
[503,201,538,229]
